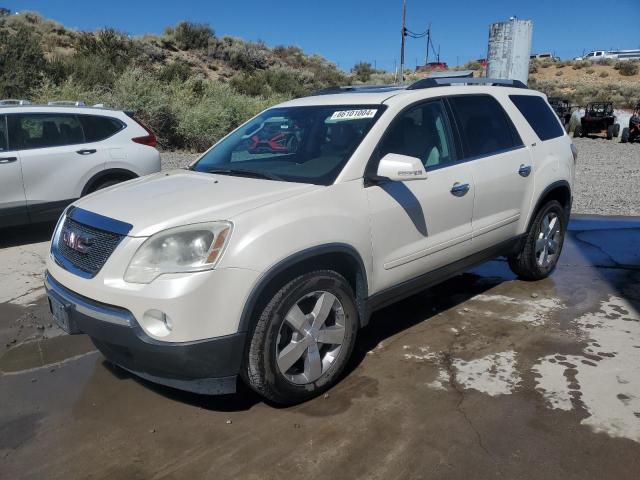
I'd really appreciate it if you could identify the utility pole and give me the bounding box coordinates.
[425,23,431,64]
[400,0,406,82]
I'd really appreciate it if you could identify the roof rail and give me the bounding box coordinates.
[311,84,405,96]
[0,99,31,105]
[407,77,528,90]
[47,100,86,106]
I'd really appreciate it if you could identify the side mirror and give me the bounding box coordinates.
[376,153,428,182]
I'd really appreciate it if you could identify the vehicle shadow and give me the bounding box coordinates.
[346,264,512,377]
[0,222,56,249]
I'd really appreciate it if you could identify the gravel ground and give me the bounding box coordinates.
[160,137,640,216]
[572,136,640,216]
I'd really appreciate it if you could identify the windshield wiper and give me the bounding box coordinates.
[203,168,283,181]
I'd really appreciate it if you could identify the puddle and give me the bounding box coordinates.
[0,334,97,374]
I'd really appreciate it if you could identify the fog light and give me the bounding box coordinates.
[142,309,173,338]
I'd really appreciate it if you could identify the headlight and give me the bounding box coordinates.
[124,222,232,284]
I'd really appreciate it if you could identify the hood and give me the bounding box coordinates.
[74,170,320,237]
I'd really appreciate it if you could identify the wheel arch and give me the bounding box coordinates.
[527,180,572,231]
[238,243,369,337]
[82,168,138,196]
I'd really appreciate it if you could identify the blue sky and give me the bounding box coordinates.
[5,0,640,71]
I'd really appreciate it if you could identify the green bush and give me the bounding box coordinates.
[352,62,376,83]
[0,26,47,97]
[157,59,193,82]
[165,21,214,50]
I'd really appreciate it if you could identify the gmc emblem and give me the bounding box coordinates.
[62,228,95,254]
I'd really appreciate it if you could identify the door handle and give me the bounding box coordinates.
[76,149,97,155]
[0,156,17,164]
[518,164,532,177]
[450,182,470,197]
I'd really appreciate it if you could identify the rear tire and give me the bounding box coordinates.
[243,270,358,405]
[621,127,629,143]
[508,200,567,281]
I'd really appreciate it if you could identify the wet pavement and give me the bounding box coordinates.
[1,215,639,479]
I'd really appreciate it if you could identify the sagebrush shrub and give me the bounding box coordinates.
[617,62,639,76]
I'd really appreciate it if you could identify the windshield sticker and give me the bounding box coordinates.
[329,109,378,121]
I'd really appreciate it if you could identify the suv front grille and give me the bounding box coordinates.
[54,216,125,278]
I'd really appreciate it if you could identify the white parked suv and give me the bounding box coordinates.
[45,79,576,404]
[0,102,160,228]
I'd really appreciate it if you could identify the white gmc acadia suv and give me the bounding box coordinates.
[0,103,160,228]
[45,78,576,404]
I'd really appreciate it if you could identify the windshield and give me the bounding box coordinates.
[192,105,385,185]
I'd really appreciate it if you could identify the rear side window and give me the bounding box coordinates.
[509,95,564,141]
[448,95,523,158]
[0,116,7,152]
[79,115,125,142]
[9,113,84,150]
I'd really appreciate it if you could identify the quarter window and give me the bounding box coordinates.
[509,95,565,141]
[80,115,125,142]
[9,114,84,150]
[448,95,523,158]
[377,100,456,169]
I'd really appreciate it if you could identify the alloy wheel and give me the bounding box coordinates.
[535,212,562,267]
[276,291,346,384]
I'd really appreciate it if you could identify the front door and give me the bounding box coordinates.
[366,99,475,293]
[0,115,28,227]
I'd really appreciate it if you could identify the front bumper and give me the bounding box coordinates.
[45,272,246,394]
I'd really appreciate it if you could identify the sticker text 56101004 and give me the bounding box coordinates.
[329,109,378,121]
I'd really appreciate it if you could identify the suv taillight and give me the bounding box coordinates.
[129,115,157,147]
[570,143,578,163]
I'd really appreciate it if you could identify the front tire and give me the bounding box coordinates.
[621,127,629,143]
[244,270,358,405]
[573,125,582,138]
[508,200,567,280]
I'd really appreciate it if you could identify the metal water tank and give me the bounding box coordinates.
[487,17,533,84]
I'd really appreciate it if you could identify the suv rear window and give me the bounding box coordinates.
[448,95,523,158]
[509,95,564,141]
[79,115,125,142]
[9,113,84,150]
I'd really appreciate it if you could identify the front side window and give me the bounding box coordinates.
[448,95,523,158]
[510,95,564,141]
[9,114,84,150]
[376,99,456,169]
[192,105,384,185]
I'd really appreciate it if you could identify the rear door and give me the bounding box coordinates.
[8,112,108,223]
[447,94,534,251]
[0,114,28,227]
